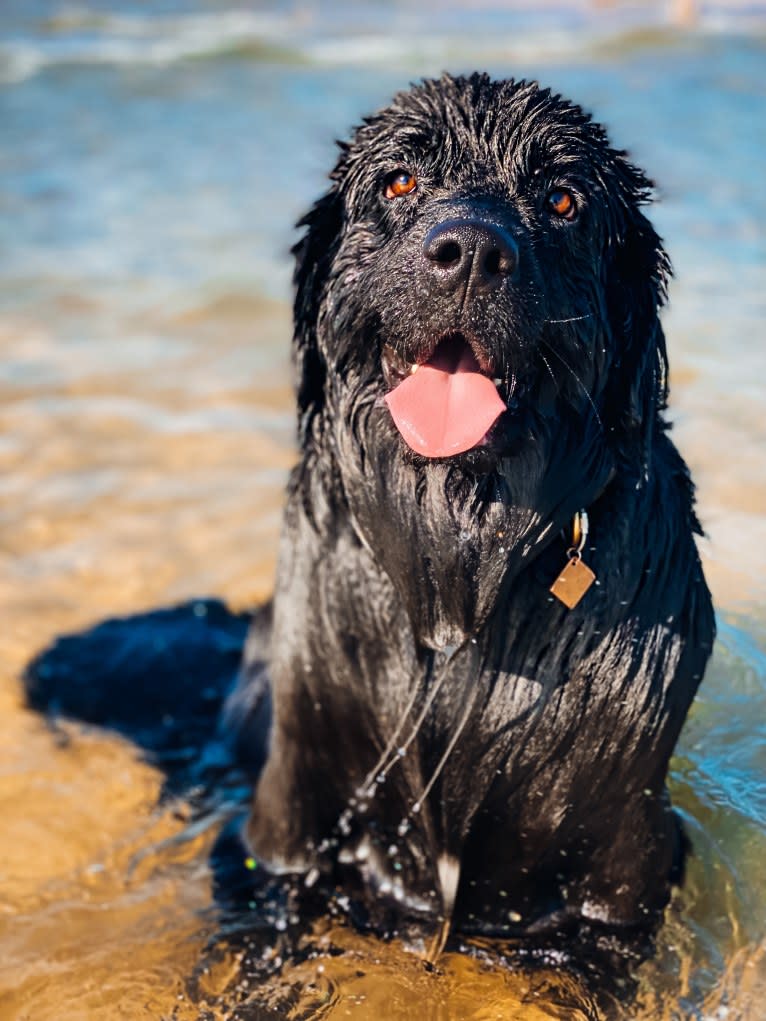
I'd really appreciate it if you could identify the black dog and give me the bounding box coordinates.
[232,73,715,957]
[21,73,716,999]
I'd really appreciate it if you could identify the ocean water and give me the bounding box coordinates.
[1,2,765,1019]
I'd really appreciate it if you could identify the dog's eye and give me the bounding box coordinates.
[547,188,577,220]
[384,171,417,200]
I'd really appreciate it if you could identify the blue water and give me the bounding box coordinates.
[1,2,765,1017]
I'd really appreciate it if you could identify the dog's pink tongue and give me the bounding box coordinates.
[384,343,505,458]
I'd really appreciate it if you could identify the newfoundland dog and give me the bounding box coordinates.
[25,73,716,977]
[232,72,715,958]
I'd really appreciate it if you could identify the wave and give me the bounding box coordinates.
[0,9,302,84]
[1,4,764,85]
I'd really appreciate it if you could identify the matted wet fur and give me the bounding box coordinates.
[230,72,715,956]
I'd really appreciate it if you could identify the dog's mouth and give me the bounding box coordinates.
[382,333,507,458]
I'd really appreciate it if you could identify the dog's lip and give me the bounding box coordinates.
[381,332,498,389]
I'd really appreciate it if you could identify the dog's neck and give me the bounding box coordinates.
[322,396,615,647]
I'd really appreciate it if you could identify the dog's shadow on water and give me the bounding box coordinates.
[22,600,635,1020]
[22,601,287,1003]
[24,598,258,794]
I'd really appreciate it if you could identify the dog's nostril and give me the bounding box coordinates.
[435,240,461,266]
[484,249,501,277]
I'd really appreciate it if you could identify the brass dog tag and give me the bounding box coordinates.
[550,555,596,610]
[550,510,596,609]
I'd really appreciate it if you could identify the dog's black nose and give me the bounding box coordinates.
[423,219,518,294]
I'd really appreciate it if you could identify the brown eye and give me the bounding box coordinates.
[384,171,417,200]
[547,188,577,220]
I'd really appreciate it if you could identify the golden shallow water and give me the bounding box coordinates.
[1,292,765,1020]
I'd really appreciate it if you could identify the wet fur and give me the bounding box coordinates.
[235,74,715,949]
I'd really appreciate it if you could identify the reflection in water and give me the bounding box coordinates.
[1,4,765,1019]
[195,926,606,1019]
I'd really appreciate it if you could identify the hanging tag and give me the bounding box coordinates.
[550,554,596,609]
[550,510,596,610]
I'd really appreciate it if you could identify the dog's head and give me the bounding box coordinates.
[291,73,671,645]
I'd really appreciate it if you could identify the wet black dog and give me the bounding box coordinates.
[234,72,715,955]
[26,73,715,977]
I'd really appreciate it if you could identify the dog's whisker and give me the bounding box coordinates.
[544,314,594,325]
[540,339,604,431]
[539,351,559,393]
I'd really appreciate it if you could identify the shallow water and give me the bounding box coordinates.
[1,2,765,1019]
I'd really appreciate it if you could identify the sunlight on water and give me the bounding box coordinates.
[1,2,765,1018]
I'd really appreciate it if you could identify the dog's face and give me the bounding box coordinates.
[292,74,671,646]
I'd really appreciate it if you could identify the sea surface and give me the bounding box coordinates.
[1,2,765,1019]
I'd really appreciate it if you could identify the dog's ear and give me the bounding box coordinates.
[291,183,345,441]
[602,166,671,477]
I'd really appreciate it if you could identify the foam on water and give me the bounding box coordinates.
[1,1,765,83]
